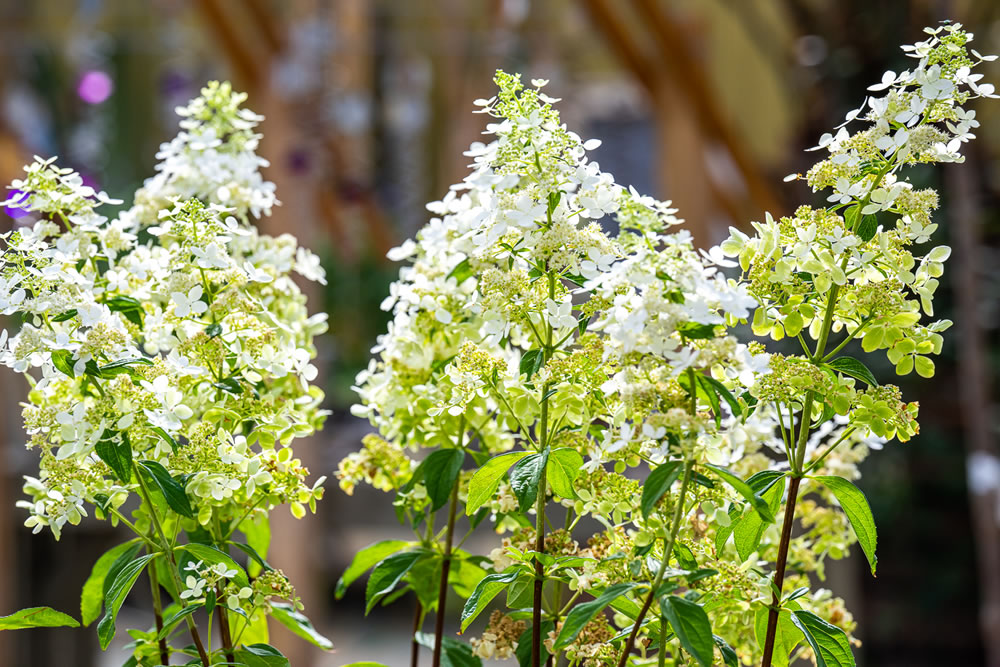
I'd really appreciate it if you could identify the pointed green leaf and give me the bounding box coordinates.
[422,449,465,512]
[547,448,583,499]
[233,643,290,667]
[81,539,140,626]
[641,461,682,518]
[460,569,520,631]
[336,540,412,598]
[509,450,548,512]
[271,602,333,650]
[553,583,637,650]
[661,595,714,667]
[137,460,193,518]
[703,463,774,522]
[825,357,879,387]
[814,475,877,575]
[466,451,532,515]
[97,554,155,649]
[95,434,132,484]
[0,607,80,631]
[790,610,856,667]
[365,550,426,613]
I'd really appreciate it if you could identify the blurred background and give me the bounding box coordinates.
[0,0,998,665]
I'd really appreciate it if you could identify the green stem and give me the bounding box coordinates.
[617,460,694,667]
[531,273,557,667]
[149,556,169,665]
[134,466,210,667]
[657,614,668,667]
[431,472,461,667]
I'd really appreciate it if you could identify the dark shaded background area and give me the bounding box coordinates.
[0,1,997,666]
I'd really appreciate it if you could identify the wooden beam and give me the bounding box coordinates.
[629,0,782,217]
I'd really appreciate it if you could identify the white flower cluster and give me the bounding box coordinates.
[1,82,328,539]
[350,72,768,474]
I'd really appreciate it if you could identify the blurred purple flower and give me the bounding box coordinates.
[5,189,30,219]
[77,70,113,104]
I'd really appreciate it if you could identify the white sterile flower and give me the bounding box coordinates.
[227,587,254,609]
[505,194,546,229]
[256,344,290,377]
[141,374,194,431]
[0,276,25,314]
[55,403,89,442]
[243,261,273,283]
[294,247,327,284]
[172,285,207,318]
[386,239,416,262]
[602,425,633,455]
[221,215,251,236]
[167,348,206,376]
[578,185,620,218]
[180,575,207,600]
[581,248,617,278]
[192,242,229,269]
[244,458,273,496]
[700,245,737,269]
[545,298,577,330]
[77,302,107,327]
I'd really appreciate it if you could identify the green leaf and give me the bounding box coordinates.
[156,604,202,640]
[466,451,532,515]
[366,550,426,613]
[447,257,475,285]
[270,602,333,650]
[137,460,193,518]
[232,643,290,667]
[415,633,483,667]
[641,461,682,518]
[51,309,77,322]
[97,554,155,649]
[855,214,879,242]
[790,610,856,667]
[754,607,803,667]
[206,322,222,338]
[814,475,878,575]
[519,349,544,381]
[734,475,786,561]
[98,357,153,377]
[660,595,714,667]
[547,448,583,499]
[179,543,249,589]
[213,377,243,395]
[95,434,132,484]
[229,541,273,574]
[336,540,412,598]
[81,540,140,626]
[105,295,144,327]
[422,449,465,512]
[102,543,144,601]
[714,634,739,667]
[0,607,80,631]
[703,463,774,523]
[673,542,698,570]
[678,321,717,339]
[460,569,520,631]
[515,620,553,667]
[509,450,548,512]
[698,375,741,417]
[553,583,637,650]
[150,426,179,453]
[826,356,879,387]
[51,349,76,377]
